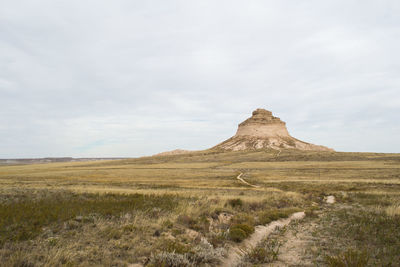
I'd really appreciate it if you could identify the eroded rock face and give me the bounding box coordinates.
[213,109,333,152]
[236,109,290,138]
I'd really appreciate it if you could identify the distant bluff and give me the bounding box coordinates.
[213,109,333,152]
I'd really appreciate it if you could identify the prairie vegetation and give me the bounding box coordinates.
[0,149,399,266]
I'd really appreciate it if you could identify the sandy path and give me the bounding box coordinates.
[220,211,305,267]
[272,222,317,267]
[236,173,260,188]
[272,196,337,266]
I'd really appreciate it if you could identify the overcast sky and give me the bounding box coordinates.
[1,1,399,158]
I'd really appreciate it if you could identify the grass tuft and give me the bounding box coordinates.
[325,249,370,267]
[244,238,281,263]
[257,208,300,225]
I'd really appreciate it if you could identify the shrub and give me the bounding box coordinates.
[244,239,281,263]
[325,249,370,267]
[209,232,226,247]
[229,224,254,242]
[233,224,254,236]
[228,228,247,242]
[149,243,225,267]
[257,208,300,225]
[227,198,243,208]
[188,242,225,264]
[158,239,192,254]
[148,252,192,267]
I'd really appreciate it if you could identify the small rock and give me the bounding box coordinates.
[325,195,336,204]
[218,213,233,224]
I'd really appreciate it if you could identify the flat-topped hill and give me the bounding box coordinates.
[213,108,333,152]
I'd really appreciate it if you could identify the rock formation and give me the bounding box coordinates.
[213,109,333,151]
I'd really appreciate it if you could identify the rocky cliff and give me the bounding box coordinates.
[213,109,333,151]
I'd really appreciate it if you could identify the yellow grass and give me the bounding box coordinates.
[1,150,399,194]
[1,149,400,266]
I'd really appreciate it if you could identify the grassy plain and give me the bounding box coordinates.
[0,149,400,266]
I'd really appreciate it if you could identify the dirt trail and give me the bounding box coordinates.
[272,196,338,266]
[236,173,260,188]
[272,222,318,267]
[221,211,305,267]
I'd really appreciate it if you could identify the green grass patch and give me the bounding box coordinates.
[325,249,370,267]
[319,207,400,266]
[229,223,254,242]
[227,198,243,208]
[350,192,395,207]
[0,191,179,245]
[157,239,192,254]
[257,208,301,225]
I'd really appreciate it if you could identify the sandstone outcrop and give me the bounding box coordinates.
[213,109,333,151]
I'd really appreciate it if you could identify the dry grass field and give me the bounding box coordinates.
[1,148,400,266]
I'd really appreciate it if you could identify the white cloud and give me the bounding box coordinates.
[1,0,399,157]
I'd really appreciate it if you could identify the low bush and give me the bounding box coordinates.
[148,252,192,267]
[149,243,224,267]
[158,239,192,254]
[228,228,247,242]
[257,208,300,225]
[229,224,254,242]
[188,242,225,264]
[227,198,243,208]
[244,238,281,263]
[209,232,226,247]
[325,249,370,267]
[233,224,254,236]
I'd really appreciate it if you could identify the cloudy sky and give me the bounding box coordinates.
[1,1,399,158]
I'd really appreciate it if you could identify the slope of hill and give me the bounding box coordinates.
[213,109,333,152]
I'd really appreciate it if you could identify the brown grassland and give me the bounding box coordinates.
[0,148,400,266]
